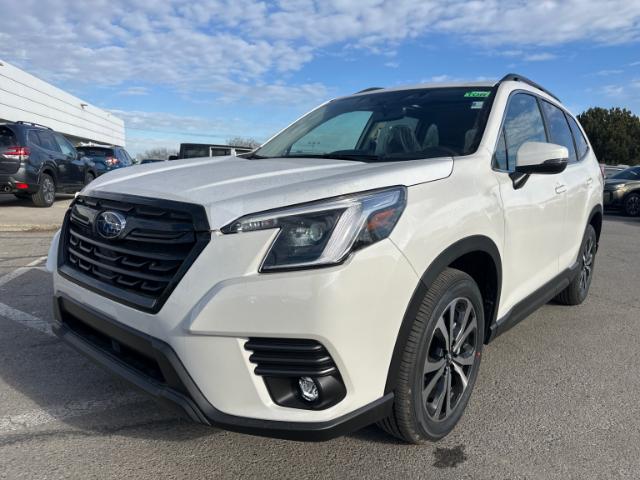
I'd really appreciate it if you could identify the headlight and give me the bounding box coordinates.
[611,183,627,190]
[222,187,407,271]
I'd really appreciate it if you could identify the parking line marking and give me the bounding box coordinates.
[0,302,53,336]
[0,256,48,288]
[0,391,148,433]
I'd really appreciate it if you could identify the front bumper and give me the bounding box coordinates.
[603,188,624,208]
[53,296,393,440]
[51,226,418,438]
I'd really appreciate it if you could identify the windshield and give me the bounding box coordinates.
[255,87,494,162]
[611,167,640,180]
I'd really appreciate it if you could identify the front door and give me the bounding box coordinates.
[493,92,566,313]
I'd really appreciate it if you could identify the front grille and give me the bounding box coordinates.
[59,193,210,313]
[245,338,338,377]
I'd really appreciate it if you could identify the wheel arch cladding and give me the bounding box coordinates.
[41,166,57,184]
[384,235,501,395]
[588,204,603,244]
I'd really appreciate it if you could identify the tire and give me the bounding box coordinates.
[378,268,485,443]
[31,173,56,207]
[554,224,597,306]
[623,192,640,217]
[84,171,95,186]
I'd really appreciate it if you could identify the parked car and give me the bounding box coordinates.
[604,166,640,216]
[169,143,253,160]
[0,121,92,207]
[75,145,134,178]
[603,165,627,179]
[49,74,603,443]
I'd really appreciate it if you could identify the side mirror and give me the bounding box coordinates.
[515,142,568,175]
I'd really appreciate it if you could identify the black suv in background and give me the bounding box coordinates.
[0,122,90,207]
[75,145,134,178]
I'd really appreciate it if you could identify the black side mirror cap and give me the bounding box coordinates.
[515,157,567,175]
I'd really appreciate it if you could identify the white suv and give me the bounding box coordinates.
[48,74,603,443]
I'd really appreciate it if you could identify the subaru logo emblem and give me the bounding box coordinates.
[96,211,127,239]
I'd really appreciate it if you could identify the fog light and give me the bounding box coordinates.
[298,376,319,402]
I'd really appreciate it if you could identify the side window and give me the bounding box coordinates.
[502,93,547,171]
[494,130,508,170]
[290,111,373,155]
[54,133,75,157]
[566,115,589,160]
[27,130,41,147]
[36,131,62,153]
[540,101,577,163]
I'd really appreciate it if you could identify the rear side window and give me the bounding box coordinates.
[77,148,113,158]
[54,133,76,157]
[540,101,577,163]
[566,115,589,160]
[36,131,61,152]
[499,93,547,171]
[27,130,41,147]
[0,127,17,147]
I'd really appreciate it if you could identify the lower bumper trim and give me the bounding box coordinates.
[53,295,393,441]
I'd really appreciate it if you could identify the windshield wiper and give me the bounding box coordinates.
[281,151,382,162]
[241,152,269,159]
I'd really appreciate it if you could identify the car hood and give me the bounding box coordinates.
[84,155,453,229]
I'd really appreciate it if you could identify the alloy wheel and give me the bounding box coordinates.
[422,297,478,422]
[626,195,640,216]
[579,235,595,295]
[42,178,55,204]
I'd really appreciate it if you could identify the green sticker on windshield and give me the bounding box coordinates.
[464,91,491,98]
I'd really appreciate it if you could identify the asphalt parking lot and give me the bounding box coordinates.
[0,212,639,479]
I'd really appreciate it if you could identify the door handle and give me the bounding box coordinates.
[586,177,593,186]
[555,184,567,194]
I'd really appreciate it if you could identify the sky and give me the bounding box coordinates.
[1,0,640,157]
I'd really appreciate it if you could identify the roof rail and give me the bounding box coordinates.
[356,87,384,94]
[496,73,560,102]
[15,121,53,130]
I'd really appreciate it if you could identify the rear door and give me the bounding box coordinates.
[54,133,84,186]
[34,130,68,185]
[493,92,565,311]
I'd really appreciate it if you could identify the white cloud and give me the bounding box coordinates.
[595,69,624,76]
[523,52,557,62]
[601,84,625,97]
[1,0,639,105]
[118,86,149,96]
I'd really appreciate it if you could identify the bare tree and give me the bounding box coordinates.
[226,136,261,149]
[140,147,178,160]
